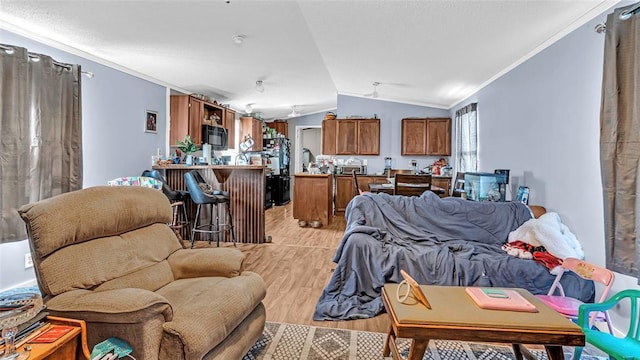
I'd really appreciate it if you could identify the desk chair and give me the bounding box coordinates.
[184,170,236,248]
[394,174,432,196]
[141,170,190,242]
[573,289,640,360]
[536,258,615,334]
[352,170,363,196]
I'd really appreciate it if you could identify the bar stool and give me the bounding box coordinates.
[141,170,190,242]
[184,170,236,248]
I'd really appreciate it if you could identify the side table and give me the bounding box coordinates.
[16,316,90,360]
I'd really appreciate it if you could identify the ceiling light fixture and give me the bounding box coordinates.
[288,106,299,118]
[245,103,253,113]
[371,82,380,98]
[255,80,264,93]
[231,34,246,45]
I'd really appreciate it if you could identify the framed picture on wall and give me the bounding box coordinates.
[515,186,530,205]
[145,110,158,133]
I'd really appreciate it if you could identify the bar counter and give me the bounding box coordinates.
[153,164,266,244]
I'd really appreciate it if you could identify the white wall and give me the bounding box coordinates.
[450,1,639,330]
[0,29,168,290]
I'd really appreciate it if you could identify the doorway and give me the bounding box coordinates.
[294,126,322,174]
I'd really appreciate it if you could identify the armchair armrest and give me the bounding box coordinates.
[45,288,173,323]
[167,247,245,279]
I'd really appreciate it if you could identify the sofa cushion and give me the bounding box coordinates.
[156,272,267,359]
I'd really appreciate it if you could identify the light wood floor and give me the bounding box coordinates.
[190,203,389,333]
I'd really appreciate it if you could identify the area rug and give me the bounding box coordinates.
[242,322,607,360]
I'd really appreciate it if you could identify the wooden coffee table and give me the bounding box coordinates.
[382,284,584,360]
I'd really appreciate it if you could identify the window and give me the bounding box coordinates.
[454,103,478,173]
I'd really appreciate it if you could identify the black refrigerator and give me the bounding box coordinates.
[264,138,290,205]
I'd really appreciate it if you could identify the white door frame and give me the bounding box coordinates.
[295,125,322,174]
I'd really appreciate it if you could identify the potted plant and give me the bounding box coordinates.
[177,134,198,165]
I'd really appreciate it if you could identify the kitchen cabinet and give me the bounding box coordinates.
[294,174,333,225]
[322,120,337,155]
[170,95,204,146]
[401,118,451,156]
[266,120,288,138]
[431,176,452,197]
[357,119,380,155]
[239,116,263,151]
[336,120,358,154]
[225,109,236,149]
[322,119,380,155]
[170,95,235,147]
[426,118,451,156]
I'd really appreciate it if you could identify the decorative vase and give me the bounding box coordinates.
[185,155,194,166]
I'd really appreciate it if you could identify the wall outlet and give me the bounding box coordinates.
[24,253,33,269]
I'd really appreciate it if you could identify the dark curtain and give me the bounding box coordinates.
[600,5,640,281]
[0,44,82,243]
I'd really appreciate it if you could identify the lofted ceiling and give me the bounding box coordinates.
[0,0,617,119]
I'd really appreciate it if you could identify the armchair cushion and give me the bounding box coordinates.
[157,273,267,358]
[167,247,244,279]
[45,288,173,323]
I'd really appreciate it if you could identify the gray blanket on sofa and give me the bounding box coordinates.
[313,191,595,320]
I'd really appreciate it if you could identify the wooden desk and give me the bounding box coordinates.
[381,284,584,360]
[368,183,445,195]
[15,316,90,360]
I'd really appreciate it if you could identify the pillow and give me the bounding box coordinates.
[198,182,214,195]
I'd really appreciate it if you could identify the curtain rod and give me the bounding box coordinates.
[0,43,94,78]
[595,1,640,33]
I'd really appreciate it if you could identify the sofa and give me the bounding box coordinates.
[19,186,266,360]
[314,191,594,320]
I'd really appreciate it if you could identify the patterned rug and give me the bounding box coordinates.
[242,322,607,360]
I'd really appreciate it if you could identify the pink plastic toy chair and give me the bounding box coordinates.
[536,258,615,333]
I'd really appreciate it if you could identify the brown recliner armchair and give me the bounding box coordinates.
[18,186,266,360]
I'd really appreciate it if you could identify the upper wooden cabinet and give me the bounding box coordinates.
[336,120,358,154]
[358,119,381,155]
[322,119,380,155]
[170,95,236,147]
[266,120,288,138]
[225,109,236,149]
[322,120,337,155]
[401,118,451,156]
[239,116,263,151]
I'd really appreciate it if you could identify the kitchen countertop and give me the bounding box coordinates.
[333,173,452,178]
[153,164,265,170]
[294,173,332,177]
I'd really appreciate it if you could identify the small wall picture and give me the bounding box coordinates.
[145,110,158,133]
[515,186,530,204]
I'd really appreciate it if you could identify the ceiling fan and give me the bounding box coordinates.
[364,82,381,98]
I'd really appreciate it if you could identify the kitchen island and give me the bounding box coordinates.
[153,164,266,244]
[293,173,333,226]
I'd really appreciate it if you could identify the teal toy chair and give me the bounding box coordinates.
[573,289,640,360]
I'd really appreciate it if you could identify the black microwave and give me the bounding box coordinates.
[202,125,228,151]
